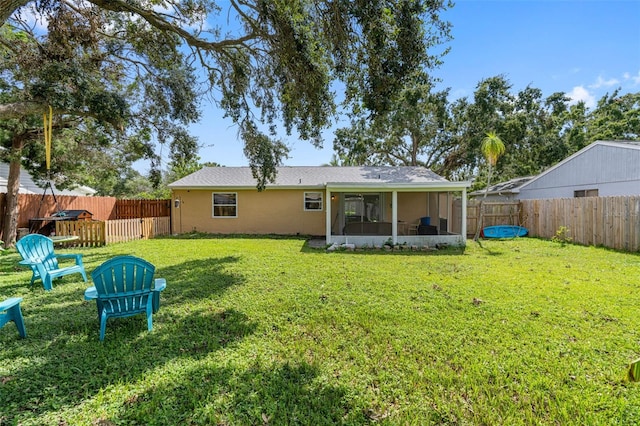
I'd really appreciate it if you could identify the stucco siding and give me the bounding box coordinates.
[519,144,640,199]
[397,192,428,225]
[172,189,325,235]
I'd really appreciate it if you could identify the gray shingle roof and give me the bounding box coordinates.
[169,166,455,189]
[469,176,535,196]
[0,163,96,196]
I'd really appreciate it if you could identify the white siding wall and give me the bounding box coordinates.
[518,144,640,199]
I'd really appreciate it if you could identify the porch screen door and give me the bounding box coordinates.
[343,193,382,224]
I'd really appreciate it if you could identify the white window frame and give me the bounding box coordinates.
[212,192,238,218]
[304,191,323,211]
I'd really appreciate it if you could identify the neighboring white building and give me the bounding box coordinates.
[471,140,640,201]
[0,163,96,196]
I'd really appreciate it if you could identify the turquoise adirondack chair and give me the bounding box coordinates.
[16,234,87,291]
[85,255,166,341]
[0,297,26,338]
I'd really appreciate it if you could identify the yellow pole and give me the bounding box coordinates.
[44,105,52,170]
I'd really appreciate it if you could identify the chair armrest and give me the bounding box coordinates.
[19,258,43,266]
[84,286,97,301]
[154,278,167,292]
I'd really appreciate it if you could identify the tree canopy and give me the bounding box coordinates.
[333,73,640,190]
[2,0,453,184]
[0,0,453,244]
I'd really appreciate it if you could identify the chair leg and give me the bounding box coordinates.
[99,311,108,341]
[9,304,27,338]
[0,298,26,338]
[146,302,153,332]
[43,275,53,291]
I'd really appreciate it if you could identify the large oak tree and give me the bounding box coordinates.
[0,0,453,245]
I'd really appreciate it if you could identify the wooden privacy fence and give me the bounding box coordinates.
[520,196,640,252]
[115,199,171,218]
[0,194,170,230]
[465,200,522,237]
[56,217,171,247]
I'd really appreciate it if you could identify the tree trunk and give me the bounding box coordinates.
[473,164,493,242]
[0,0,30,25]
[3,134,24,247]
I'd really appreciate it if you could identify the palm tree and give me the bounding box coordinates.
[474,132,505,241]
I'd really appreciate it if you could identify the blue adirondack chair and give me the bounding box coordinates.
[0,297,27,338]
[16,234,87,291]
[85,255,166,341]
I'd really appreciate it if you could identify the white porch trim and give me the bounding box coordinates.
[324,184,470,248]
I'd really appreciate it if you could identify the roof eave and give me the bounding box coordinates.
[326,181,471,191]
[168,184,326,190]
[169,181,471,191]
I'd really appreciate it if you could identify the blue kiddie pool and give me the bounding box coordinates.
[482,225,528,238]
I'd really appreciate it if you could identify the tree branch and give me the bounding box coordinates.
[0,100,48,119]
[89,0,258,52]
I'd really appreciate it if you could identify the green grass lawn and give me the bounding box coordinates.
[1,235,640,425]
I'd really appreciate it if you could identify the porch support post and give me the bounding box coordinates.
[325,188,332,245]
[392,190,398,244]
[461,187,467,243]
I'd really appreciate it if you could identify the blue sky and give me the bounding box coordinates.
[180,0,640,171]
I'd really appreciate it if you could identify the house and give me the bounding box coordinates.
[471,140,640,201]
[469,176,535,201]
[168,166,471,247]
[0,163,96,196]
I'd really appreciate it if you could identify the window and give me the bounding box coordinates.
[574,189,598,198]
[212,193,237,217]
[304,192,323,211]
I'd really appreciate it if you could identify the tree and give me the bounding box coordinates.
[3,0,452,181]
[333,80,453,169]
[0,6,200,244]
[480,132,505,190]
[1,0,453,243]
[442,76,513,182]
[586,90,640,142]
[473,131,504,242]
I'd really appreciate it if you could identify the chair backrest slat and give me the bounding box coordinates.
[16,235,60,270]
[92,256,156,314]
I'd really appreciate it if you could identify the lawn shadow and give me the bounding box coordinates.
[0,254,254,424]
[155,255,244,307]
[0,304,257,424]
[92,360,360,425]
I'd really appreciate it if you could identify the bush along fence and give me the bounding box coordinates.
[55,217,171,247]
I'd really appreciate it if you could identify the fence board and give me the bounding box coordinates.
[519,195,640,252]
[55,221,106,247]
[115,199,171,218]
[0,193,171,242]
[2,195,169,230]
[465,200,521,236]
[53,217,171,246]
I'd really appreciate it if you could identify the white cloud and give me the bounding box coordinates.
[567,86,596,109]
[588,75,620,89]
[624,71,640,86]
